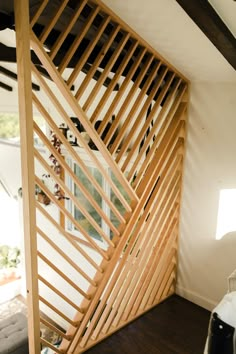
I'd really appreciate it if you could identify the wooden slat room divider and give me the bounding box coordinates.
[15,0,189,353]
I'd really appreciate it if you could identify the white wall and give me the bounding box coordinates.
[177,82,236,310]
[3,76,236,316]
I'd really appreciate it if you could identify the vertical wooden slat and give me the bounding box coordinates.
[14,1,41,353]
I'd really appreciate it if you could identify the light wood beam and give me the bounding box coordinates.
[14,0,41,353]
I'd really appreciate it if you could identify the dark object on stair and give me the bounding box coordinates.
[0,313,29,354]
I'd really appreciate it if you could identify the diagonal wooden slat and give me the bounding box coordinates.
[133,99,187,191]
[91,39,139,125]
[36,202,104,273]
[115,69,173,165]
[58,5,101,74]
[35,176,109,260]
[49,0,88,60]
[108,53,157,155]
[35,148,116,247]
[39,0,70,43]
[95,165,181,336]
[15,0,189,352]
[75,23,121,101]
[103,47,148,148]
[32,91,126,225]
[29,39,138,207]
[30,0,49,27]
[83,32,131,113]
[67,14,111,88]
[37,226,97,289]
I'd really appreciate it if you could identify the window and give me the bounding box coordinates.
[216,189,236,240]
[0,112,46,147]
[0,112,20,141]
[66,153,130,247]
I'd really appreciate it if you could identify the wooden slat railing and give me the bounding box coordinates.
[15,0,189,353]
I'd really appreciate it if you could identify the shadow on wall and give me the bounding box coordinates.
[177,82,236,310]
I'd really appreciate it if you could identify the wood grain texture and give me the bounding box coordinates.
[15,0,189,352]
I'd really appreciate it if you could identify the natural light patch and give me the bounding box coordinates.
[0,184,21,247]
[216,189,236,240]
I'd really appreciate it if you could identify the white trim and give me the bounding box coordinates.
[175,284,218,311]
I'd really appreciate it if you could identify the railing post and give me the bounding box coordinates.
[14,0,41,352]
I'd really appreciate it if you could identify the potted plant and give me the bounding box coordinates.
[0,245,21,281]
[35,183,51,206]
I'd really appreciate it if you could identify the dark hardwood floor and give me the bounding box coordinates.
[85,295,211,354]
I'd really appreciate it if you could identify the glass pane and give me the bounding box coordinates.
[74,165,103,241]
[0,113,45,146]
[110,171,130,238]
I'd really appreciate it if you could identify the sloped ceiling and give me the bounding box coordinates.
[209,0,236,36]
[0,0,235,86]
[102,0,236,82]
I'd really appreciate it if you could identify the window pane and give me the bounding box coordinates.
[110,171,130,238]
[0,112,46,147]
[74,165,103,241]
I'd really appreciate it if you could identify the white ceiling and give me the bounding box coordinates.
[102,0,236,82]
[209,0,236,36]
[0,0,235,84]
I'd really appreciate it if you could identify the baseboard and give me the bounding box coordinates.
[176,284,217,311]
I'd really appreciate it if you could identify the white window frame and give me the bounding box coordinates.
[65,148,118,249]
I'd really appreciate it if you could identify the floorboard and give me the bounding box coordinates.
[85,295,211,354]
